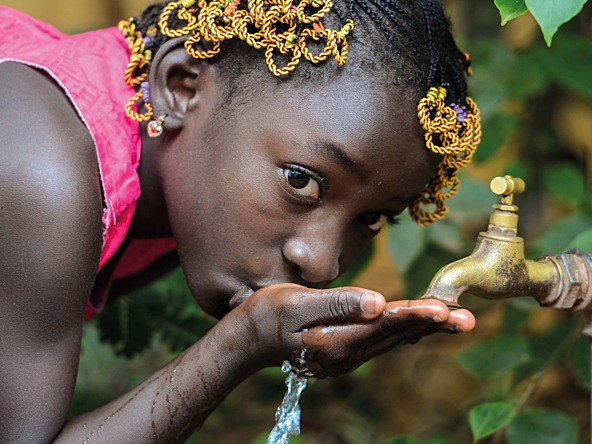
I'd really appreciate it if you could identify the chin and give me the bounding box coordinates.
[193,293,230,320]
[185,282,229,320]
[186,273,257,320]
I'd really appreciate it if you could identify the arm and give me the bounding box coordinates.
[0,63,104,442]
[56,285,473,443]
[0,62,234,443]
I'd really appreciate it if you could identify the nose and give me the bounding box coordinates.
[282,233,341,285]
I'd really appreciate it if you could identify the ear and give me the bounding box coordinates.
[148,38,217,131]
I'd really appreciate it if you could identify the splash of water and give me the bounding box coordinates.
[267,359,311,444]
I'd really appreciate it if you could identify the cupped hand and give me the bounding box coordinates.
[226,284,475,377]
[300,298,475,377]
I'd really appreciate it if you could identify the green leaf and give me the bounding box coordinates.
[545,37,592,98]
[469,402,516,441]
[503,51,552,100]
[426,219,465,254]
[543,163,585,207]
[455,334,531,378]
[567,227,592,251]
[503,164,532,186]
[475,113,520,162]
[502,299,534,333]
[494,0,528,25]
[525,0,588,46]
[531,213,592,256]
[445,175,493,223]
[387,211,427,275]
[571,338,591,390]
[96,269,215,357]
[506,408,579,444]
[97,298,155,358]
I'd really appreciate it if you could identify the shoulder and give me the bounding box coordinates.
[0,61,101,216]
[0,61,103,306]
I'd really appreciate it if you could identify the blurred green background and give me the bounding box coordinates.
[2,0,591,442]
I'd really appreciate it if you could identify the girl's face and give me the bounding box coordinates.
[161,75,438,319]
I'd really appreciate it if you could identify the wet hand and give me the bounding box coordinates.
[224,284,385,368]
[300,298,475,378]
[224,284,474,376]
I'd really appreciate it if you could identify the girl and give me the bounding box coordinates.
[0,0,479,442]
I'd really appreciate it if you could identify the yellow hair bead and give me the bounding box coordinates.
[181,0,196,8]
[285,33,297,48]
[337,19,354,39]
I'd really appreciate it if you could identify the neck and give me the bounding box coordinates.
[127,128,172,239]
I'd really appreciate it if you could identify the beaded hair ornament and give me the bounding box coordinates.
[411,83,481,226]
[119,0,354,122]
[119,0,480,226]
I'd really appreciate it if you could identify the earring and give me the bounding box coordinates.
[147,114,167,138]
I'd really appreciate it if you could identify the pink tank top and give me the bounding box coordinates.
[0,7,177,318]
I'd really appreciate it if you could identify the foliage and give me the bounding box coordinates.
[494,0,589,45]
[96,269,215,358]
[383,0,592,442]
[506,408,579,443]
[469,402,516,441]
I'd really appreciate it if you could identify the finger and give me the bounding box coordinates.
[298,299,451,347]
[383,299,451,323]
[300,317,441,377]
[300,303,475,376]
[301,303,448,360]
[288,286,386,326]
[436,308,476,333]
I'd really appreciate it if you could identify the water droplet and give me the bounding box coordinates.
[281,361,291,373]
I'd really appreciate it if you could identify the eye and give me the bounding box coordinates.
[282,166,323,200]
[359,212,398,232]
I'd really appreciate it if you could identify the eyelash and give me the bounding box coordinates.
[384,214,401,226]
[361,212,400,233]
[282,164,327,201]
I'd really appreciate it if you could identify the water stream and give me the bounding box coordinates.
[267,359,311,444]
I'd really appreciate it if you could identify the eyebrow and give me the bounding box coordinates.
[309,141,370,181]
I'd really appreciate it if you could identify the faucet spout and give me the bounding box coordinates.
[421,176,592,313]
[423,230,559,307]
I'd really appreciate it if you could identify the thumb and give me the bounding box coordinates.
[291,286,386,326]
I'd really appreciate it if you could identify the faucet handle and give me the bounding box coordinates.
[490,175,525,207]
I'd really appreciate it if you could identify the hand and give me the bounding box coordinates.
[300,298,475,378]
[225,284,475,377]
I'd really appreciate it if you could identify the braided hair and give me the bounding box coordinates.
[120,0,480,225]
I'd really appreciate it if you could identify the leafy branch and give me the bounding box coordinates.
[493,0,589,45]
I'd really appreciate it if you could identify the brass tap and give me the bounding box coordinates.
[422,176,592,317]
